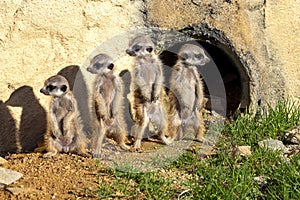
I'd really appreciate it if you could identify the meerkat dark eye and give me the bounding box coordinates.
[195,53,204,60]
[46,85,56,91]
[180,53,189,60]
[146,47,153,53]
[93,62,101,70]
[133,45,142,52]
[60,85,67,92]
[108,63,114,70]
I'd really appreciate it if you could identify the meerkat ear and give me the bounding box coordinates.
[146,46,153,53]
[61,85,67,92]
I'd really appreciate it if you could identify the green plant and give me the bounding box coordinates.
[89,100,300,199]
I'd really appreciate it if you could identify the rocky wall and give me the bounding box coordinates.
[0,0,143,153]
[146,0,300,105]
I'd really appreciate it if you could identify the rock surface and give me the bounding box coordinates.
[0,167,23,185]
[146,0,300,104]
[237,146,252,156]
[0,0,143,153]
[258,139,286,152]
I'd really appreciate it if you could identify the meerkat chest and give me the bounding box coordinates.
[96,75,116,104]
[173,68,198,106]
[179,68,198,89]
[136,59,157,85]
[51,97,73,120]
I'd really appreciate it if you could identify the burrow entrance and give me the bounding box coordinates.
[159,39,250,116]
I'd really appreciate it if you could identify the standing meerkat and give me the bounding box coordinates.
[168,44,210,142]
[87,53,129,156]
[36,75,89,157]
[126,35,170,151]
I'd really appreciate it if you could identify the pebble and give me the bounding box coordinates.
[5,186,35,195]
[258,139,286,151]
[0,167,23,185]
[237,146,252,156]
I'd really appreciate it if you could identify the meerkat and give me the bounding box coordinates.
[87,53,129,156]
[168,43,210,142]
[126,35,170,151]
[36,75,89,157]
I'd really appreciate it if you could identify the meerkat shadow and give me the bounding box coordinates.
[119,69,135,137]
[0,100,18,156]
[58,65,92,137]
[5,86,47,153]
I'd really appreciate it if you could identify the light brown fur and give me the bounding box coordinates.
[35,75,89,157]
[126,36,170,151]
[168,44,210,142]
[87,54,129,157]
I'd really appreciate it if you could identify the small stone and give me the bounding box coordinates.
[258,139,286,152]
[5,186,35,195]
[0,167,23,185]
[237,146,252,156]
[0,157,8,165]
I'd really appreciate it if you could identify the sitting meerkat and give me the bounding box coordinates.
[36,75,89,157]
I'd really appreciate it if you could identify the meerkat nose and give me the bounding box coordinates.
[126,49,135,56]
[40,88,49,95]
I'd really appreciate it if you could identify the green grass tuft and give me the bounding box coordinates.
[89,100,300,199]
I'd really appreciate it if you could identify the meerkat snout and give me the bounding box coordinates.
[40,88,49,95]
[125,48,135,56]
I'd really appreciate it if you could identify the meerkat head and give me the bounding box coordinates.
[178,44,210,67]
[126,35,155,57]
[40,75,70,97]
[86,53,114,75]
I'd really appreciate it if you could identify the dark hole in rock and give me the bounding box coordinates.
[160,40,250,116]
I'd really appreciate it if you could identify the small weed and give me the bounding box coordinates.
[224,100,300,145]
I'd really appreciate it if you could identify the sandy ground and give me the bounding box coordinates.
[0,135,217,199]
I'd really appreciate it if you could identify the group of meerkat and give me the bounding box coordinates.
[36,35,210,158]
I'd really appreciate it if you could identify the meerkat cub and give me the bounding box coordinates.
[126,35,171,151]
[168,44,210,142]
[37,75,89,157]
[87,53,129,156]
